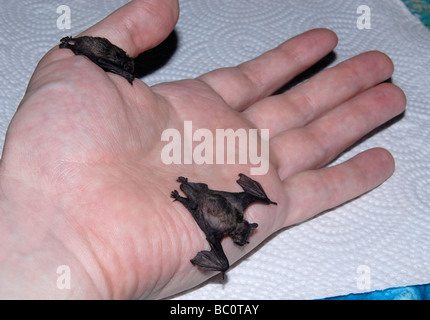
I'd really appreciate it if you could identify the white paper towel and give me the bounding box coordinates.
[0,0,429,299]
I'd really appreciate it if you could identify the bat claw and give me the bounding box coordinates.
[171,190,180,200]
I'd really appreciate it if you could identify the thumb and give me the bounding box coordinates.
[80,0,179,57]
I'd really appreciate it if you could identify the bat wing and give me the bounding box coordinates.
[95,58,135,84]
[236,173,277,205]
[190,235,229,277]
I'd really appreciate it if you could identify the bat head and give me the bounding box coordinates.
[178,178,209,200]
[231,221,258,246]
[122,58,135,73]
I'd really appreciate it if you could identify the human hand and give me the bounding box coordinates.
[0,0,405,299]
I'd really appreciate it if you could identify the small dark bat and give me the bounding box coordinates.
[59,36,135,84]
[171,173,277,277]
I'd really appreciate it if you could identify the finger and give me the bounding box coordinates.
[198,28,338,111]
[80,0,179,57]
[244,51,394,135]
[282,148,395,227]
[271,83,406,180]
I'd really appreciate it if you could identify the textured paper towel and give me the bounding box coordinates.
[0,0,429,299]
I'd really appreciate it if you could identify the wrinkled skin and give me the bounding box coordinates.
[0,0,405,299]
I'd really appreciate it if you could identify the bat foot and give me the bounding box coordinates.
[170,190,180,200]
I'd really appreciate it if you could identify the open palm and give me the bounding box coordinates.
[0,0,405,299]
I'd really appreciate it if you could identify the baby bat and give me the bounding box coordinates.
[59,36,135,84]
[171,173,277,277]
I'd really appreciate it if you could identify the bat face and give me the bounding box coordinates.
[171,174,277,277]
[59,36,135,84]
[177,176,209,199]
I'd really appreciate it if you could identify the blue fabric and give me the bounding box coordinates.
[402,0,430,28]
[324,283,430,300]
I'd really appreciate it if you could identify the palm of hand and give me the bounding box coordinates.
[3,48,285,298]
